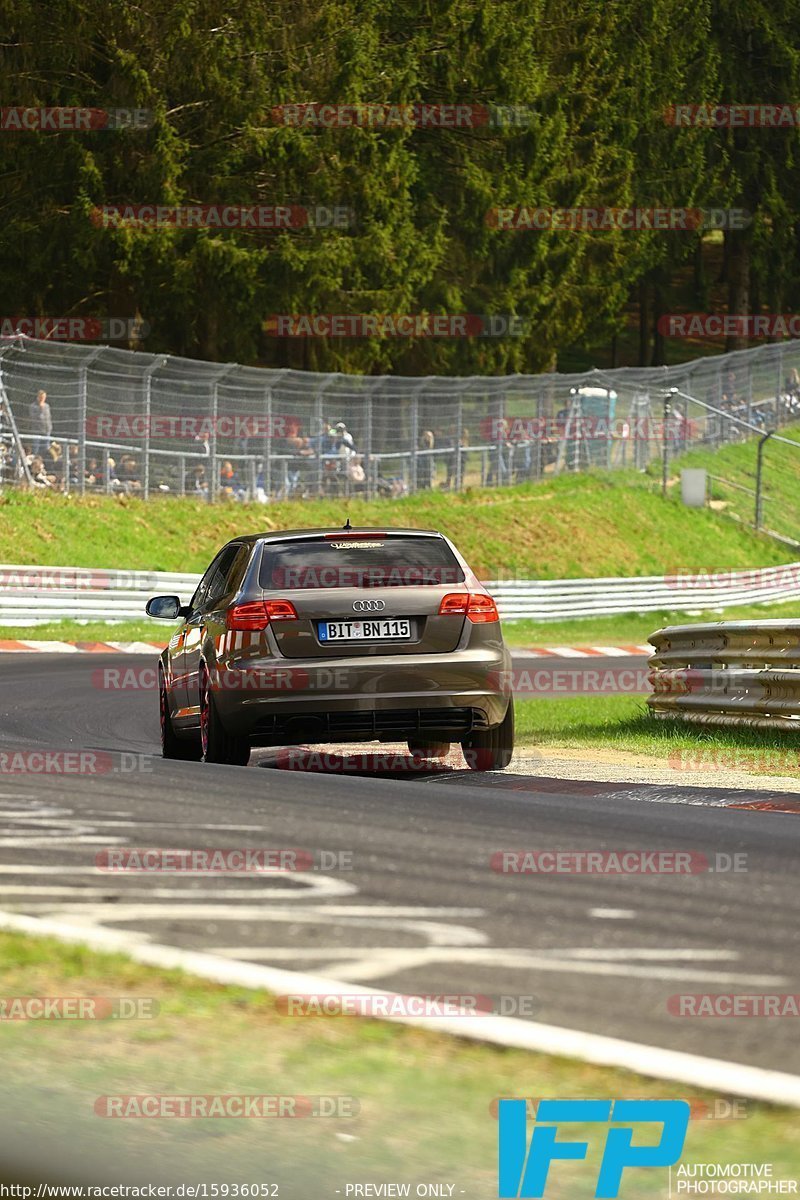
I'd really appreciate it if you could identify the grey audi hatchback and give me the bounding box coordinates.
[146,526,514,770]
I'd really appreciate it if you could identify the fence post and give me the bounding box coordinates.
[142,356,165,501]
[410,391,419,493]
[209,380,218,504]
[208,364,236,504]
[78,348,103,497]
[264,387,272,500]
[365,382,374,498]
[662,387,675,498]
[455,389,464,490]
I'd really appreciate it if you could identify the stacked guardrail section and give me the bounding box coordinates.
[648,620,800,730]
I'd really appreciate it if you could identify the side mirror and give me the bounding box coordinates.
[146,594,186,620]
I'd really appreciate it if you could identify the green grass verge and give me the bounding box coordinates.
[0,468,794,579]
[1,931,797,1194]
[0,619,166,643]
[673,422,800,546]
[515,696,800,771]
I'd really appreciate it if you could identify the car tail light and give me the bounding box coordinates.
[439,592,470,615]
[226,599,298,630]
[227,601,269,631]
[465,593,499,623]
[438,592,499,623]
[264,599,298,620]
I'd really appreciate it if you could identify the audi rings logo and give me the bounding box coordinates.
[353,599,386,612]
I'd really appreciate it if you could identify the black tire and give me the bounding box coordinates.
[159,670,202,761]
[199,663,250,766]
[461,699,514,772]
[407,738,450,759]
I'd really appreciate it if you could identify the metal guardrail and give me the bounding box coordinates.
[1,561,799,626]
[0,565,200,623]
[648,620,800,729]
[488,563,800,620]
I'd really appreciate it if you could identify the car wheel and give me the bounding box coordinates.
[407,738,450,759]
[159,670,202,761]
[199,663,250,766]
[461,700,514,772]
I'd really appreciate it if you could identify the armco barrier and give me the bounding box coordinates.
[648,620,800,729]
[1,561,800,626]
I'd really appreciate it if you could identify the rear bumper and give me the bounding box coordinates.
[210,645,511,743]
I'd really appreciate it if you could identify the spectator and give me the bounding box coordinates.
[117,455,142,494]
[308,417,337,458]
[219,459,246,500]
[442,429,469,490]
[417,430,436,489]
[45,441,64,489]
[29,390,52,456]
[85,455,104,490]
[29,455,52,488]
[193,465,209,497]
[333,421,356,458]
[279,431,314,498]
[66,444,81,488]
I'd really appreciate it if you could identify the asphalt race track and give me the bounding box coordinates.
[0,653,798,1078]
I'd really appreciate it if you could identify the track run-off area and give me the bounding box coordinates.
[0,651,798,1104]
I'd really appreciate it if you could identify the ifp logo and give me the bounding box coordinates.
[498,1098,689,1197]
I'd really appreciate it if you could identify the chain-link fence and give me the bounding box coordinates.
[1,335,799,504]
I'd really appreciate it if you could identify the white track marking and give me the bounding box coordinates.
[589,908,637,919]
[179,943,784,987]
[0,885,349,899]
[15,904,489,948]
[540,646,586,657]
[0,836,128,847]
[1,910,797,1108]
[552,947,740,961]
[17,640,80,652]
[0,866,356,898]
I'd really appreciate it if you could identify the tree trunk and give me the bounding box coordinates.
[638,279,650,366]
[725,229,751,351]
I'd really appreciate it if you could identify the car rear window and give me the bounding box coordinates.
[259,536,465,589]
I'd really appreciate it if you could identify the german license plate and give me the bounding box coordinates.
[318,618,412,642]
